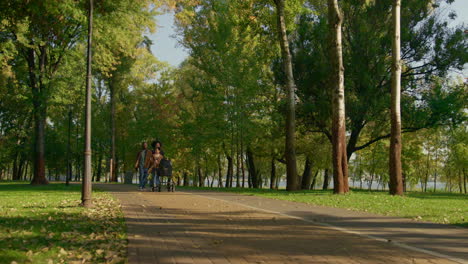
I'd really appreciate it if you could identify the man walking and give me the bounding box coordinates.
[135,142,153,190]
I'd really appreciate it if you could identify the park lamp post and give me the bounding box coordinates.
[81,0,93,207]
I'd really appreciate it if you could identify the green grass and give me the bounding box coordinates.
[178,186,468,227]
[0,182,126,264]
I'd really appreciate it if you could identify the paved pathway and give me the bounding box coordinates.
[98,184,467,264]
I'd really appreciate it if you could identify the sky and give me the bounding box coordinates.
[149,1,468,68]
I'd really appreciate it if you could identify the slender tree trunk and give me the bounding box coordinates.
[225,155,233,188]
[12,153,19,180]
[236,134,240,188]
[183,172,189,187]
[197,163,203,187]
[433,149,438,192]
[246,147,258,188]
[301,157,313,190]
[241,137,246,188]
[389,0,403,195]
[217,154,223,187]
[328,0,348,194]
[311,170,319,190]
[109,79,117,182]
[322,169,330,190]
[424,152,430,192]
[274,0,299,191]
[66,108,72,185]
[369,173,375,191]
[81,0,93,207]
[463,169,467,194]
[96,152,103,182]
[27,46,48,185]
[270,157,276,190]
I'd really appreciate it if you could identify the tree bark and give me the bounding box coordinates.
[109,79,117,182]
[389,0,404,196]
[311,170,319,190]
[66,108,72,185]
[463,169,466,194]
[197,163,203,187]
[270,157,276,190]
[217,154,223,187]
[240,130,246,188]
[301,157,313,190]
[96,151,103,182]
[225,155,233,188]
[246,147,258,188]
[27,47,48,185]
[12,153,19,180]
[183,172,189,186]
[322,169,330,190]
[274,0,299,191]
[328,0,348,194]
[236,135,240,188]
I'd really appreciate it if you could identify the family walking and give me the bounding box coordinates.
[134,140,172,192]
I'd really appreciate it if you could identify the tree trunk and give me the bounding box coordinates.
[328,0,348,194]
[274,0,299,191]
[96,152,103,182]
[270,157,276,190]
[197,164,203,187]
[109,79,117,182]
[388,0,403,196]
[236,137,240,188]
[183,172,189,187]
[241,134,246,188]
[66,108,72,185]
[311,170,319,190]
[322,169,330,190]
[27,47,48,185]
[12,153,19,180]
[246,148,258,188]
[217,154,223,187]
[463,169,467,194]
[433,149,438,192]
[225,155,233,188]
[301,157,313,190]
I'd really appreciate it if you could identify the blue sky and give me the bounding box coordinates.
[149,1,467,68]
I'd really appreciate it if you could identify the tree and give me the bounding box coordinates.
[389,0,403,195]
[327,0,348,194]
[273,0,299,191]
[293,1,466,162]
[1,0,86,184]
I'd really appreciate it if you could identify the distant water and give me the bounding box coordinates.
[53,173,450,191]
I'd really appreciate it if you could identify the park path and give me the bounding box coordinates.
[98,184,467,264]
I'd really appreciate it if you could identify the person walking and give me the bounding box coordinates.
[135,142,153,190]
[150,140,164,190]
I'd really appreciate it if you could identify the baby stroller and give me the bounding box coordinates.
[153,158,174,192]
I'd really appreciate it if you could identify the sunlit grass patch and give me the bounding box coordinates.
[0,183,126,264]
[178,186,467,227]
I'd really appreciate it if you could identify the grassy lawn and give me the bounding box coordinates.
[178,186,468,227]
[0,182,126,264]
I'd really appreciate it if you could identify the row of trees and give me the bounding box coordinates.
[0,0,466,194]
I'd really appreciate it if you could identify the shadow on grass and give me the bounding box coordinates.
[0,212,121,264]
[0,183,122,264]
[0,182,104,195]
